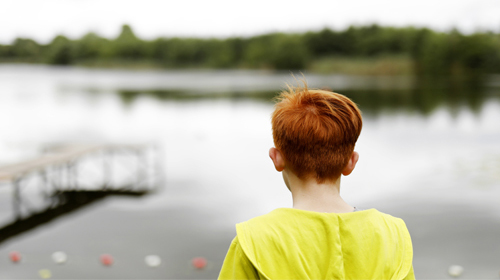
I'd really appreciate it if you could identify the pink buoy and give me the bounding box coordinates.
[100,254,113,266]
[192,257,207,269]
[9,251,21,263]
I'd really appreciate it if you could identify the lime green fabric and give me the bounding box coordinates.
[219,208,414,280]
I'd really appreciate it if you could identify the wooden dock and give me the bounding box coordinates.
[0,144,162,221]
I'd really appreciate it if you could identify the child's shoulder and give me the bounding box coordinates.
[236,207,408,235]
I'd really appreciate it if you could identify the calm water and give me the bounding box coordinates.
[0,65,499,279]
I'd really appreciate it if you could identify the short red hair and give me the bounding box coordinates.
[271,83,362,182]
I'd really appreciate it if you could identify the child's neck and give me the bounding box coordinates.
[284,171,354,213]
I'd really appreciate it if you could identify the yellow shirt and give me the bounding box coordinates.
[219,208,414,280]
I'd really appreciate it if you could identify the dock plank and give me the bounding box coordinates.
[0,144,144,181]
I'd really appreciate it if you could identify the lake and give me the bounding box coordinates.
[0,65,499,279]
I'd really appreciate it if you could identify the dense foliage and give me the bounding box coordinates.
[1,24,499,76]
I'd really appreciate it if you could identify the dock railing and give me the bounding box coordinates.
[0,143,163,221]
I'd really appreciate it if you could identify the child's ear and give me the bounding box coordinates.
[342,151,359,176]
[269,147,285,172]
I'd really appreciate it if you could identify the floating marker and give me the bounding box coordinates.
[100,254,113,266]
[145,255,161,267]
[51,251,67,264]
[38,269,52,279]
[192,257,207,269]
[448,265,464,277]
[9,251,21,263]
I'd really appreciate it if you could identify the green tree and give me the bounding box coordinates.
[304,28,345,56]
[271,35,309,70]
[10,38,42,60]
[0,45,11,58]
[73,32,109,60]
[456,33,499,74]
[244,34,309,70]
[45,35,74,65]
[112,24,147,59]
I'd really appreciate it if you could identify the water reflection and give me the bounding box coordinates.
[0,190,147,245]
[346,87,495,116]
[115,82,499,116]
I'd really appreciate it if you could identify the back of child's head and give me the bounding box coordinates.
[271,82,362,183]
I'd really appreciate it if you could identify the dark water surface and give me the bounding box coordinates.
[0,65,499,279]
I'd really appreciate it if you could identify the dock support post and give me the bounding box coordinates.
[154,145,164,191]
[103,150,112,190]
[13,178,21,220]
[136,149,146,191]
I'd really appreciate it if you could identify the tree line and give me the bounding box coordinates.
[1,24,499,76]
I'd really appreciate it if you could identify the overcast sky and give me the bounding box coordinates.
[1,0,500,44]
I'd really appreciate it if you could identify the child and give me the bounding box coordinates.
[218,82,414,280]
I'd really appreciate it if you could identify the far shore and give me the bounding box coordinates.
[0,55,414,76]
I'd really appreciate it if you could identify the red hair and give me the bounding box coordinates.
[271,83,362,182]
